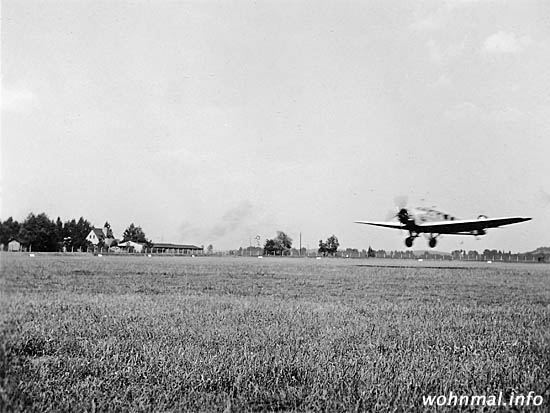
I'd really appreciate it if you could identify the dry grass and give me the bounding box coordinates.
[1,254,549,411]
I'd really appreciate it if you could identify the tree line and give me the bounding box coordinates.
[0,214,93,252]
[0,213,151,252]
[261,232,367,257]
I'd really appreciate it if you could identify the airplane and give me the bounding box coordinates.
[355,203,531,248]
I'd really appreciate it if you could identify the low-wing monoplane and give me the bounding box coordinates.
[355,200,531,248]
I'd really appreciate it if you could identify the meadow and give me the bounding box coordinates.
[1,254,549,412]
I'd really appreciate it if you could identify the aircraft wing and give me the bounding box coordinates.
[415,216,531,234]
[354,221,407,230]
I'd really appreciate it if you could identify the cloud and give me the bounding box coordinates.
[482,31,532,55]
[2,85,38,113]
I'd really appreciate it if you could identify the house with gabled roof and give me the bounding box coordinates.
[8,238,26,252]
[86,228,105,246]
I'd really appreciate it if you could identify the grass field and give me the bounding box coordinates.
[1,254,549,411]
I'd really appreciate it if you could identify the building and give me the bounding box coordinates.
[86,228,105,246]
[151,243,203,254]
[117,240,144,253]
[7,239,23,252]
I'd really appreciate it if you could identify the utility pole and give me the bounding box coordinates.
[299,232,302,256]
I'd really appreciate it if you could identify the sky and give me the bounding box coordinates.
[2,0,549,252]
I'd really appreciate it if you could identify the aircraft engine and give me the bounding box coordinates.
[472,229,486,236]
[397,208,413,225]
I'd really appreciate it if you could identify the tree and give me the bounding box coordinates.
[263,239,277,255]
[0,217,21,247]
[123,223,150,245]
[367,246,376,258]
[18,213,57,251]
[63,217,92,251]
[274,231,292,255]
[104,222,114,238]
[345,247,359,257]
[206,244,214,255]
[325,235,339,256]
[318,239,327,256]
[318,235,339,256]
[264,231,292,256]
[55,217,64,249]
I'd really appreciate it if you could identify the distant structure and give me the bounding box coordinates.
[86,228,105,246]
[151,243,203,254]
[103,222,117,247]
[86,223,117,247]
[117,240,144,253]
[7,239,25,252]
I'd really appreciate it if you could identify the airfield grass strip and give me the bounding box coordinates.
[1,255,549,411]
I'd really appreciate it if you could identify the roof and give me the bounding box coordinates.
[152,243,203,250]
[90,228,105,238]
[118,240,144,247]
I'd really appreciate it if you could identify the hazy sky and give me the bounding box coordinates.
[2,0,549,252]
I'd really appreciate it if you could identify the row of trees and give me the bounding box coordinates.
[318,235,339,256]
[0,213,152,252]
[262,232,347,257]
[0,214,93,252]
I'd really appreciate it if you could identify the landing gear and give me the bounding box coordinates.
[429,237,437,248]
[405,237,414,248]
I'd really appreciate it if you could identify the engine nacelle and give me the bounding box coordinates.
[397,208,415,226]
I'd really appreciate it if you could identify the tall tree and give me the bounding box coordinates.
[19,213,57,251]
[55,217,64,249]
[263,239,277,255]
[104,221,114,238]
[275,231,292,255]
[0,217,21,246]
[318,239,327,256]
[325,235,339,256]
[123,223,149,244]
[264,231,292,255]
[63,217,92,251]
[75,217,93,250]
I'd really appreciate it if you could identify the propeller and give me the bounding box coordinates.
[396,208,411,225]
[386,195,412,227]
[393,195,411,224]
